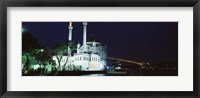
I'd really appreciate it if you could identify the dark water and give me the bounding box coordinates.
[57,69,177,76]
[81,70,177,76]
[23,65,178,76]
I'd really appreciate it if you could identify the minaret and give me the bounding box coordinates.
[68,22,73,56]
[68,22,73,41]
[82,22,87,52]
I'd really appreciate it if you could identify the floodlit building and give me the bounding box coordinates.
[53,22,107,71]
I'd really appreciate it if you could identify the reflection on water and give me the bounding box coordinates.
[81,69,178,76]
[82,74,106,76]
[81,70,143,76]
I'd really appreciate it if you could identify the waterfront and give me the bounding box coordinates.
[23,64,178,76]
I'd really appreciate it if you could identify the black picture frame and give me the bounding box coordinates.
[0,0,199,98]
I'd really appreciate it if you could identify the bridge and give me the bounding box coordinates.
[107,57,147,66]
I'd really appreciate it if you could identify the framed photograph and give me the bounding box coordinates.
[0,0,199,98]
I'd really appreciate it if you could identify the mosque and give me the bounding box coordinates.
[52,22,107,71]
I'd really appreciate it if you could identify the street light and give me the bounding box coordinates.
[40,49,44,52]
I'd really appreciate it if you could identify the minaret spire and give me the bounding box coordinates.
[68,22,73,41]
[69,22,72,26]
[82,22,87,52]
[68,22,73,56]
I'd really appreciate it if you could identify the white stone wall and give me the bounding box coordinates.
[52,53,105,71]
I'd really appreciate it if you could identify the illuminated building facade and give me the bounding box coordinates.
[53,22,107,71]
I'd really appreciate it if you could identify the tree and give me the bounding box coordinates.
[22,31,42,72]
[27,47,55,75]
[63,41,77,70]
[53,43,68,71]
[53,41,77,71]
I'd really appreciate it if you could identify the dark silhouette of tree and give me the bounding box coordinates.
[22,31,41,51]
[22,31,41,71]
[31,48,54,75]
[53,43,68,71]
[53,41,77,71]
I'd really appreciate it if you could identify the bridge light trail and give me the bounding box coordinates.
[107,57,147,66]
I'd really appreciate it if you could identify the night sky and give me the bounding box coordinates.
[22,22,178,63]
